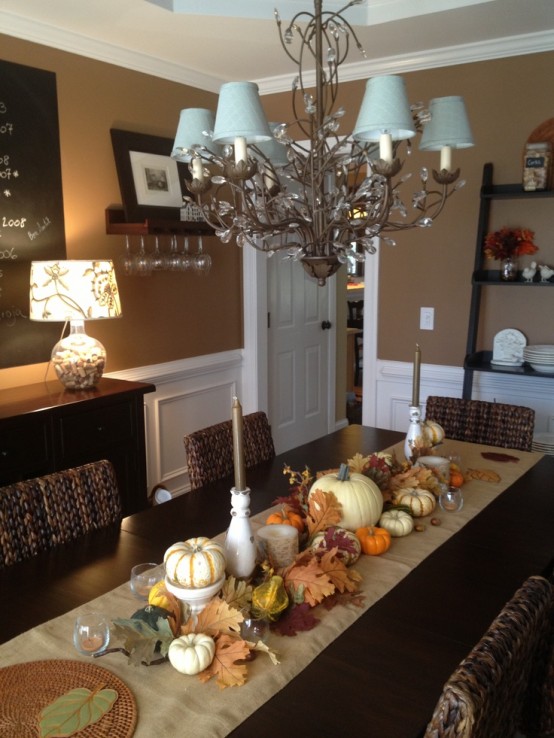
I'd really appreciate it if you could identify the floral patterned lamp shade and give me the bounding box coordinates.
[29,260,122,390]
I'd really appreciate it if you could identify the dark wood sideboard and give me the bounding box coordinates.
[0,378,155,516]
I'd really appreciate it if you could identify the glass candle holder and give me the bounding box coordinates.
[130,562,160,599]
[439,486,464,513]
[73,613,110,656]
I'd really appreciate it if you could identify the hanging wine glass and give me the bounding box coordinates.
[120,235,136,276]
[134,236,153,276]
[179,236,194,271]
[151,236,165,271]
[193,236,212,274]
[167,235,182,271]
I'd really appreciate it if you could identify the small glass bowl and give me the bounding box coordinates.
[73,613,110,656]
[130,562,160,599]
[439,486,464,513]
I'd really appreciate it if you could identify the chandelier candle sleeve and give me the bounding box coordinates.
[232,397,247,492]
[379,133,393,164]
[412,344,421,408]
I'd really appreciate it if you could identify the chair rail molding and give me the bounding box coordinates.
[106,350,244,497]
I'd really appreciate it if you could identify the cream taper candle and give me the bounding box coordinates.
[232,396,246,491]
[412,344,421,407]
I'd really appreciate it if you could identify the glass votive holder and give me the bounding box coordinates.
[241,617,269,644]
[439,486,464,513]
[73,612,110,656]
[257,524,299,568]
[130,562,160,599]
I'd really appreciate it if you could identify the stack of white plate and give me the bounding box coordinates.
[523,345,554,374]
[532,432,554,455]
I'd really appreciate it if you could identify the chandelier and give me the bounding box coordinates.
[172,0,474,285]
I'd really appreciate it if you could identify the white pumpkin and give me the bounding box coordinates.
[423,420,445,446]
[168,633,215,675]
[309,463,383,532]
[395,489,436,518]
[379,509,414,537]
[164,536,226,588]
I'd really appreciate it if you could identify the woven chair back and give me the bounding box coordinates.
[424,575,553,738]
[425,396,535,451]
[0,459,122,568]
[184,411,275,490]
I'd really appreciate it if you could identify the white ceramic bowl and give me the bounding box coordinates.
[165,575,225,614]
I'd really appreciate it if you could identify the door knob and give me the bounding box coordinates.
[321,320,332,330]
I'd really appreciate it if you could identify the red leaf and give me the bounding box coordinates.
[272,604,320,636]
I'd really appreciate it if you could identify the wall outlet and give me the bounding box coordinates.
[420,307,434,331]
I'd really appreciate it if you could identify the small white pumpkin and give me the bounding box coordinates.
[309,463,383,532]
[379,508,414,537]
[168,633,215,675]
[395,489,436,518]
[164,536,226,588]
[423,420,445,446]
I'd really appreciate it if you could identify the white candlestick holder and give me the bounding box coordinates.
[404,405,427,462]
[224,487,257,579]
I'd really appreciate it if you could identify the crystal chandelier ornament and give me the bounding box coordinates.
[172,0,474,286]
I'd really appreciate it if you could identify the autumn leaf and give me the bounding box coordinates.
[347,452,368,473]
[181,597,243,638]
[39,686,117,737]
[111,616,174,666]
[318,549,361,594]
[249,640,280,666]
[283,554,335,607]
[272,603,320,636]
[305,488,342,538]
[221,576,252,612]
[321,590,366,611]
[198,634,250,688]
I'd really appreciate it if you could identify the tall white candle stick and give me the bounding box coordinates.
[412,344,421,408]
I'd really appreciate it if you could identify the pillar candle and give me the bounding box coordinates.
[412,344,421,407]
[191,157,204,181]
[232,396,246,491]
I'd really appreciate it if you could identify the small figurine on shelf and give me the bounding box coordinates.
[539,264,554,283]
[521,261,537,282]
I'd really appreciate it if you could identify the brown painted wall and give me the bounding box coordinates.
[262,51,554,367]
[0,35,243,390]
[1,35,553,392]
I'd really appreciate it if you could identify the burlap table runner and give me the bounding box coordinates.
[0,440,541,737]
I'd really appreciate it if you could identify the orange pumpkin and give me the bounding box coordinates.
[449,469,464,488]
[266,507,305,533]
[355,526,391,556]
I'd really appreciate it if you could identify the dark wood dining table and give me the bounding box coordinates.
[1,424,553,737]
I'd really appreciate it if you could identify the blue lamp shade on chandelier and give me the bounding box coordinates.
[353,75,416,142]
[171,108,219,162]
[212,82,272,149]
[419,96,474,171]
[29,260,122,390]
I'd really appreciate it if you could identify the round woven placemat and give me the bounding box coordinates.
[0,659,137,737]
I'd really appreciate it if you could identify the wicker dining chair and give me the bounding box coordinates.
[424,396,535,451]
[0,459,122,568]
[184,411,275,490]
[424,575,554,738]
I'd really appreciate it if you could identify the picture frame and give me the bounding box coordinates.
[110,128,190,222]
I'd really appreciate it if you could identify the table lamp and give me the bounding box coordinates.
[29,260,122,390]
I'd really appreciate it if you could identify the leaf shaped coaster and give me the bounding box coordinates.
[39,686,118,737]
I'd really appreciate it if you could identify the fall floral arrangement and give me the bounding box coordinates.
[483,226,538,261]
[103,448,463,688]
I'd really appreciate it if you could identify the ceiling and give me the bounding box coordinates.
[1,0,553,94]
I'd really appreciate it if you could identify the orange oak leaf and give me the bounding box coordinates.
[306,488,342,538]
[318,548,362,594]
[283,555,335,607]
[198,634,250,688]
[181,597,243,638]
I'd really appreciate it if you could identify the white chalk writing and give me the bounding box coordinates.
[0,306,27,327]
[27,216,51,241]
[0,248,17,260]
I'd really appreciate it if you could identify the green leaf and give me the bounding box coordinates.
[111,615,174,665]
[39,686,117,737]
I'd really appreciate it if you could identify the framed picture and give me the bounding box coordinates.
[110,128,190,222]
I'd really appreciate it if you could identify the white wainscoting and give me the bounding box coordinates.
[371,359,554,436]
[107,350,243,498]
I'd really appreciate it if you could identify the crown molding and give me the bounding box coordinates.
[1,11,553,96]
[257,29,554,94]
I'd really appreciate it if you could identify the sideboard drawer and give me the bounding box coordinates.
[58,401,134,455]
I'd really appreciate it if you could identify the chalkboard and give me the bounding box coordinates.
[0,58,66,370]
